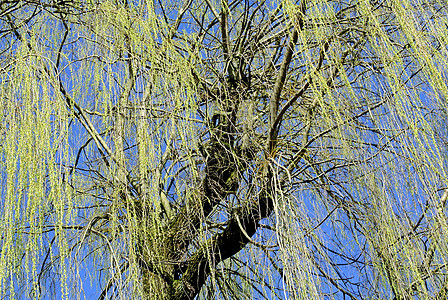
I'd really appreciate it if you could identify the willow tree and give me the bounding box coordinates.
[1,0,448,299]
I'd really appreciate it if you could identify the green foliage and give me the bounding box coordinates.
[1,0,448,299]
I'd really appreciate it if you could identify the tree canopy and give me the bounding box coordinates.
[1,0,448,299]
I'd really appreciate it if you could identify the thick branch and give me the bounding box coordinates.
[173,184,274,300]
[268,1,306,151]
